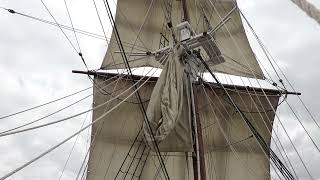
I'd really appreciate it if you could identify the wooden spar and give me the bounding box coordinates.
[191,83,207,180]
[72,70,301,96]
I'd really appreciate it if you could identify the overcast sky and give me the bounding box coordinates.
[0,0,319,180]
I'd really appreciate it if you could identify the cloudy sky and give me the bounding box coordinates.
[0,0,319,180]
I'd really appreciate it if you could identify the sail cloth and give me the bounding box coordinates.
[143,45,193,152]
[88,75,192,180]
[198,85,280,180]
[88,75,280,179]
[101,0,265,79]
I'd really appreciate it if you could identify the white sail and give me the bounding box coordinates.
[101,0,265,79]
[87,0,281,179]
[198,85,279,180]
[87,75,280,179]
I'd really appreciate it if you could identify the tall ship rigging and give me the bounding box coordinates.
[0,0,320,180]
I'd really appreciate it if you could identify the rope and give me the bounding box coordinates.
[102,0,171,179]
[0,94,91,135]
[0,6,148,52]
[291,0,320,25]
[284,100,320,153]
[58,111,90,180]
[188,61,279,180]
[189,34,287,178]
[39,0,78,53]
[240,8,320,132]
[70,64,162,179]
[0,66,158,180]
[40,0,89,70]
[101,55,168,179]
[83,56,168,179]
[206,1,313,178]
[0,67,156,138]
[0,87,91,120]
[0,72,126,121]
[190,23,291,179]
[241,6,318,178]
[75,69,136,179]
[63,0,81,52]
[238,8,316,179]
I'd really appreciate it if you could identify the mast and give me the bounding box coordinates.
[181,0,190,22]
[190,81,207,180]
[180,0,206,179]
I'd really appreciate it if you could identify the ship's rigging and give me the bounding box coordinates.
[0,0,320,180]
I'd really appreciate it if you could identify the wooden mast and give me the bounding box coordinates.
[180,0,206,179]
[190,83,207,180]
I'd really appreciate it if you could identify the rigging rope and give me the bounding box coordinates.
[291,0,320,25]
[39,0,78,54]
[101,55,168,179]
[0,66,158,180]
[0,94,91,135]
[0,86,91,120]
[0,67,156,138]
[207,2,314,179]
[237,8,319,179]
[0,6,148,52]
[239,8,320,132]
[40,0,89,70]
[58,111,90,180]
[189,21,290,178]
[102,0,171,179]
[63,0,81,53]
[248,13,320,135]
[238,9,319,178]
[0,72,126,121]
[0,7,106,40]
[189,13,294,180]
[188,58,282,180]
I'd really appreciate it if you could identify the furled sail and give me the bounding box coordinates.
[101,0,265,79]
[143,45,193,152]
[87,74,280,179]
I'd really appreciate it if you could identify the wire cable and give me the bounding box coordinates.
[240,9,320,132]
[205,2,313,178]
[0,94,91,135]
[58,111,90,180]
[102,0,170,179]
[0,86,91,120]
[0,71,126,120]
[0,66,158,180]
[0,67,156,138]
[40,0,78,53]
[63,0,81,52]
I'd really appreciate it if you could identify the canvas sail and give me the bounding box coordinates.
[101,0,265,79]
[143,45,193,152]
[87,75,280,179]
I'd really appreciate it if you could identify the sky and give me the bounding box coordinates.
[0,0,319,180]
